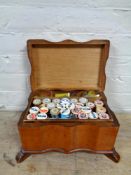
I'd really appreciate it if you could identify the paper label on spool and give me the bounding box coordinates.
[37,113,47,119]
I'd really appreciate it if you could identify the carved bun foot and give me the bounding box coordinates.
[105,148,120,163]
[16,149,31,163]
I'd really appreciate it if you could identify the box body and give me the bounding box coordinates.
[16,40,120,163]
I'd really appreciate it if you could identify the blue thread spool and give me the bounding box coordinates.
[60,109,70,119]
[89,112,98,119]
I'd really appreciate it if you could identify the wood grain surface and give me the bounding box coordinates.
[16,40,120,163]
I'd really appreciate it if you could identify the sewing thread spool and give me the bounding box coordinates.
[60,109,70,119]
[96,106,106,113]
[61,98,70,104]
[98,112,110,119]
[81,106,91,114]
[50,108,60,119]
[47,102,55,109]
[27,113,37,120]
[79,97,88,104]
[87,102,95,109]
[40,107,48,113]
[32,98,41,106]
[88,112,98,119]
[42,98,51,104]
[78,112,88,119]
[70,98,78,104]
[52,98,60,104]
[29,106,39,114]
[94,100,104,107]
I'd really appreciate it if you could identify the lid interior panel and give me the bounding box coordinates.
[27,40,109,91]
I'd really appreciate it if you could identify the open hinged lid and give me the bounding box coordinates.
[27,40,110,92]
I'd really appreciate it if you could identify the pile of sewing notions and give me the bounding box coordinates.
[27,96,110,120]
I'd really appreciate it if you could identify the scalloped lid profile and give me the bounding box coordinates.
[27,39,110,92]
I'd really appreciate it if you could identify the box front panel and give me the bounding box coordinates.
[19,124,75,151]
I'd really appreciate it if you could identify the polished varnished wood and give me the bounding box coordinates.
[105,148,120,163]
[18,121,119,151]
[16,40,120,163]
[16,149,31,163]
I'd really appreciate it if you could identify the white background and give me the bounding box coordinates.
[0,0,131,112]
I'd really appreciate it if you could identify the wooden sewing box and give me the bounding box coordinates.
[16,39,120,163]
